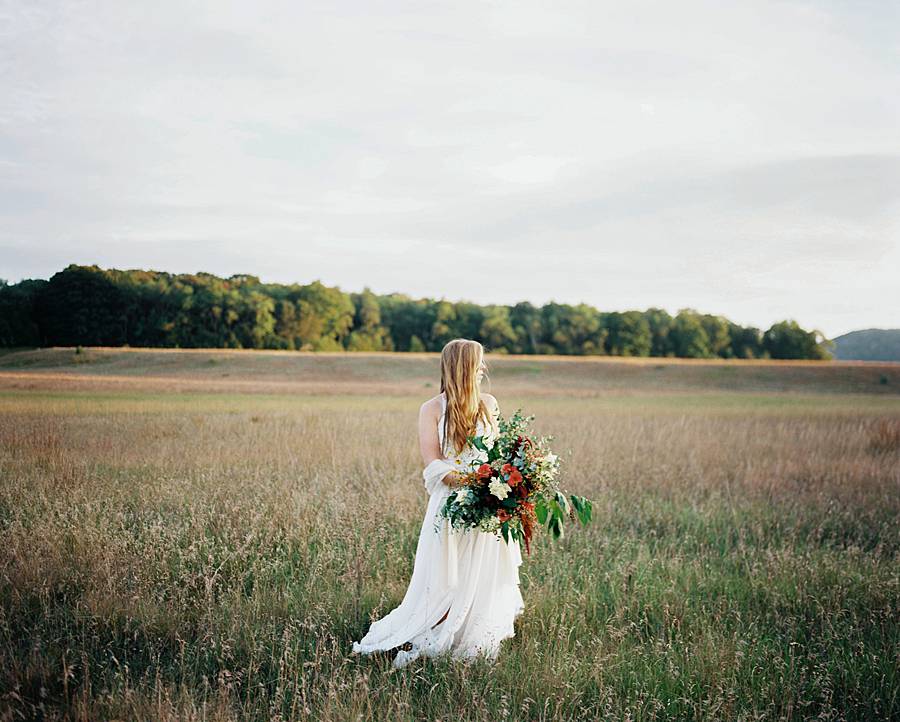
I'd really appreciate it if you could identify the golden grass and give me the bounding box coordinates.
[1,347,898,398]
[0,350,898,720]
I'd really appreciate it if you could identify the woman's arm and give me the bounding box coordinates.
[418,399,461,488]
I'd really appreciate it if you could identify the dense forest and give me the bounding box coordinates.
[0,264,834,359]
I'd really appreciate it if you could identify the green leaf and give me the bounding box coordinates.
[471,435,489,453]
[549,499,564,522]
[534,498,548,524]
[570,494,593,525]
[500,522,509,544]
[554,490,570,515]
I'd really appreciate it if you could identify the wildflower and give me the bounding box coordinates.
[479,515,501,533]
[488,479,511,500]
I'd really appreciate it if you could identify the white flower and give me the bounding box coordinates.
[479,515,501,533]
[545,452,558,464]
[454,487,469,503]
[488,479,511,500]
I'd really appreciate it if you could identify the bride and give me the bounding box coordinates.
[351,338,525,669]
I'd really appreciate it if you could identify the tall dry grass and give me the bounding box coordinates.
[0,378,898,720]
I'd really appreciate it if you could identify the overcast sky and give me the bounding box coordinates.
[2,1,898,338]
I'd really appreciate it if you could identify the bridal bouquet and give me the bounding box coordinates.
[434,409,592,555]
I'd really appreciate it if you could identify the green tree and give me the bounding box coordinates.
[763,320,832,360]
[542,303,605,355]
[34,265,128,346]
[644,307,673,357]
[237,290,277,348]
[295,281,355,350]
[727,322,763,359]
[1,264,835,360]
[700,314,731,358]
[0,278,46,346]
[453,302,486,342]
[605,310,652,356]
[274,300,302,349]
[510,301,541,354]
[379,294,432,351]
[431,301,458,348]
[669,309,712,358]
[479,305,517,353]
[347,287,392,351]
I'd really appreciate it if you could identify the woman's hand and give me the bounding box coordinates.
[443,471,462,488]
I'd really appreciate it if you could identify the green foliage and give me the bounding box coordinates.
[479,305,518,353]
[645,307,674,356]
[763,320,833,360]
[605,310,652,356]
[670,309,713,358]
[727,321,764,359]
[0,265,831,359]
[0,278,46,346]
[346,287,392,351]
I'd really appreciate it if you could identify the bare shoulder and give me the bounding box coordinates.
[419,394,442,417]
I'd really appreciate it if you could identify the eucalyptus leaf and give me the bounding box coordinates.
[535,498,548,524]
[555,490,570,515]
[570,494,592,525]
[549,499,564,521]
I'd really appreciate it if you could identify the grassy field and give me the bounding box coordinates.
[1,348,898,721]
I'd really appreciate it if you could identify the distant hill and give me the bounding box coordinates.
[832,329,900,361]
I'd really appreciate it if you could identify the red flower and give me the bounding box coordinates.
[497,509,512,522]
[507,469,523,486]
[501,463,514,475]
[477,463,492,479]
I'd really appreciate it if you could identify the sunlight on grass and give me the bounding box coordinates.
[1,354,898,720]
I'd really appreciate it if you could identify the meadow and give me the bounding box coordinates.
[1,348,898,721]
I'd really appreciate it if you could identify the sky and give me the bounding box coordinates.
[1,0,898,339]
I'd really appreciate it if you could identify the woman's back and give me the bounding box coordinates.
[351,344,523,669]
[438,391,493,450]
[437,391,496,471]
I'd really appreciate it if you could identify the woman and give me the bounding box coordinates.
[351,339,525,669]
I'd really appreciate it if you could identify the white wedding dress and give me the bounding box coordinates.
[351,392,525,668]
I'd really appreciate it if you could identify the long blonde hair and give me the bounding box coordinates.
[440,339,492,456]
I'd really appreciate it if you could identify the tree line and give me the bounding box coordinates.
[0,264,833,359]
